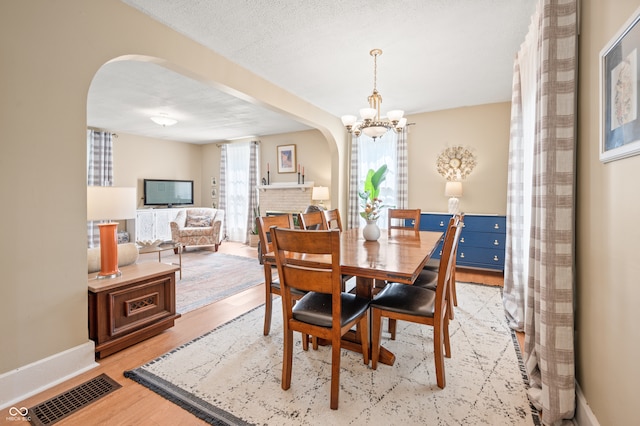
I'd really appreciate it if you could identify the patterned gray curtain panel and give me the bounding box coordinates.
[87,129,113,248]
[504,1,577,423]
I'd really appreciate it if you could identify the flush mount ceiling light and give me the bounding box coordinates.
[150,114,178,127]
[341,49,406,140]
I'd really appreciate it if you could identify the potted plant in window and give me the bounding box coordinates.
[359,164,392,241]
[249,205,260,248]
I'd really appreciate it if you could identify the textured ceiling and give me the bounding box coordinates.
[87,0,536,143]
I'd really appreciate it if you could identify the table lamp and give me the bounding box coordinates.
[312,186,330,208]
[87,186,137,279]
[445,181,463,214]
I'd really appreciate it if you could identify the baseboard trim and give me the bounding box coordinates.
[575,381,600,426]
[0,341,98,410]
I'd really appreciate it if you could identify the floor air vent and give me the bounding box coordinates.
[29,373,121,425]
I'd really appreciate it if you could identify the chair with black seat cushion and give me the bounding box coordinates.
[386,215,459,341]
[321,208,354,290]
[414,214,464,313]
[384,208,422,337]
[370,219,463,389]
[257,215,300,334]
[271,227,370,410]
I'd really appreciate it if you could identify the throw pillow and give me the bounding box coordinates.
[186,215,212,227]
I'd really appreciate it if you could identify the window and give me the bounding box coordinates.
[356,131,398,227]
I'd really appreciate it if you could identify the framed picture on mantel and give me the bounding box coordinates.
[277,144,296,173]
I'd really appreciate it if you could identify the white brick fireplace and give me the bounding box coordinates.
[258,182,314,214]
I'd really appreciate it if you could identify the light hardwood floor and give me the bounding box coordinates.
[12,242,514,425]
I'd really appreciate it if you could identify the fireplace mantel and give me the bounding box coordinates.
[258,181,314,191]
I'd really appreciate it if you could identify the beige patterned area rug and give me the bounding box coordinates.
[138,250,266,314]
[125,282,540,425]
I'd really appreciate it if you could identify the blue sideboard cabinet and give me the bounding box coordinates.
[417,212,506,272]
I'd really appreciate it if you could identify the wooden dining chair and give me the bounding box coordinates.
[321,208,354,290]
[257,215,303,336]
[387,208,421,234]
[370,219,463,389]
[323,208,343,231]
[387,215,461,339]
[271,227,370,410]
[415,213,465,312]
[298,210,327,231]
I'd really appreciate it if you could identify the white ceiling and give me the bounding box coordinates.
[87,0,536,144]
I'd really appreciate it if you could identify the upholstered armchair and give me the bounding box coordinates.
[170,208,224,251]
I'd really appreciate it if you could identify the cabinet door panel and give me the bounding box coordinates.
[419,214,453,231]
[459,231,505,249]
[462,216,506,233]
[458,247,504,270]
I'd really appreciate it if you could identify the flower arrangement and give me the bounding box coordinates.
[359,164,393,221]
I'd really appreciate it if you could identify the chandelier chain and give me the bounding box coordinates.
[372,52,378,92]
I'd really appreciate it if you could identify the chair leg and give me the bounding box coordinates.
[451,278,458,306]
[433,324,446,389]
[282,328,293,390]
[263,292,273,336]
[388,318,397,340]
[330,338,341,410]
[444,315,451,358]
[312,336,318,350]
[302,333,309,351]
[371,308,383,370]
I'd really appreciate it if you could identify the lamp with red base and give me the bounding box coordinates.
[87,186,136,279]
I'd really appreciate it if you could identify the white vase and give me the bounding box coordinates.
[362,219,381,241]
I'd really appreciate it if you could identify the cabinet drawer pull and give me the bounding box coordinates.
[493,255,499,261]
[460,252,465,258]
[460,237,465,243]
[439,221,445,227]
[494,239,499,246]
[494,223,500,229]
[438,250,442,256]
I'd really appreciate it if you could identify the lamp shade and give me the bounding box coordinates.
[312,186,330,201]
[444,181,463,198]
[87,186,137,221]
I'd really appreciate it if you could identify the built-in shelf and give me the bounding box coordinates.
[258,181,314,192]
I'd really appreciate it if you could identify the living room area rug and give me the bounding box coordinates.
[138,249,267,314]
[125,282,541,425]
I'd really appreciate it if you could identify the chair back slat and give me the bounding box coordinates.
[299,210,327,230]
[272,228,341,295]
[323,209,343,231]
[257,214,295,259]
[387,208,421,234]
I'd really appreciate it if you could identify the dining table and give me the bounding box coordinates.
[337,228,443,365]
[267,227,443,366]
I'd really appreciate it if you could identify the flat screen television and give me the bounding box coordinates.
[143,179,194,207]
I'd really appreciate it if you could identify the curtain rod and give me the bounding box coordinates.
[87,127,118,138]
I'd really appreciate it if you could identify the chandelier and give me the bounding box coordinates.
[341,49,406,140]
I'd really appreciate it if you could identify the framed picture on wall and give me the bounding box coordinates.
[600,6,640,162]
[277,144,296,173]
